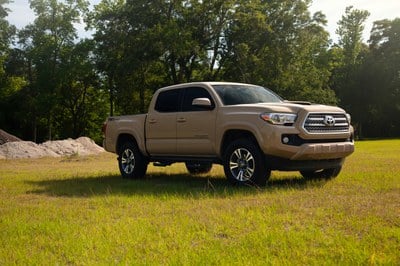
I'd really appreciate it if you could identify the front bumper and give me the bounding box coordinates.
[258,124,355,161]
[289,141,354,160]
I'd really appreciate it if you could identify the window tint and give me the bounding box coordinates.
[213,85,282,105]
[182,87,214,112]
[155,89,181,112]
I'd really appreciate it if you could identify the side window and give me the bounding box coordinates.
[182,87,214,112]
[155,89,181,112]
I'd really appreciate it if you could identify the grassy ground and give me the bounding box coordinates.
[0,140,399,265]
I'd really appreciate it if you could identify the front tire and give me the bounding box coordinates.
[223,139,270,186]
[300,166,342,180]
[118,141,148,179]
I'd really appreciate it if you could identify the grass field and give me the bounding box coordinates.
[0,140,399,265]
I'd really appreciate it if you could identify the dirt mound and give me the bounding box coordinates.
[0,129,22,145]
[0,137,104,159]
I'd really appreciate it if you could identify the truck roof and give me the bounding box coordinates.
[157,81,256,91]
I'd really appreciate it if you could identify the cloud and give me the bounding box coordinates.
[5,0,35,28]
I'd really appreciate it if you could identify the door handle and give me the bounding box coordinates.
[177,117,186,123]
[148,119,157,124]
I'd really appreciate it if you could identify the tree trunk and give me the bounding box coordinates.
[33,118,37,143]
[108,76,114,116]
[48,114,52,141]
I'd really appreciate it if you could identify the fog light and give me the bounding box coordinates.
[282,136,290,144]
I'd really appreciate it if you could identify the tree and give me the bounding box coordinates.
[0,0,26,136]
[0,0,15,52]
[357,18,400,137]
[17,0,89,141]
[90,0,237,115]
[336,6,370,65]
[91,0,339,114]
[157,0,235,83]
[331,6,370,136]
[223,0,336,104]
[3,0,398,141]
[54,39,107,142]
[89,0,126,116]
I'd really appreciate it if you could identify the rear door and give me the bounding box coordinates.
[145,88,182,155]
[176,87,217,155]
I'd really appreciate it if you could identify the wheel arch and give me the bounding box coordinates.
[220,129,261,157]
[116,134,139,155]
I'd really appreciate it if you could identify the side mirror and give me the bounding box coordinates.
[192,98,213,109]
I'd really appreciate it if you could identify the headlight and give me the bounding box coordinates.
[345,113,351,124]
[260,113,297,125]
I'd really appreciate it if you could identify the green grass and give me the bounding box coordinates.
[0,140,399,265]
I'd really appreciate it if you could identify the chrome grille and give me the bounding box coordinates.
[304,113,350,133]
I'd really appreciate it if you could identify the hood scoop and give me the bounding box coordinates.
[283,100,312,105]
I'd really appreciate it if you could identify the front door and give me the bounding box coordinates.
[176,87,217,156]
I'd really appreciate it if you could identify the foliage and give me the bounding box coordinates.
[331,6,400,137]
[336,6,370,65]
[0,140,399,264]
[330,6,370,137]
[2,0,107,143]
[223,0,336,104]
[0,1,399,140]
[54,39,108,143]
[16,0,91,141]
[358,18,400,137]
[0,0,24,131]
[90,0,338,114]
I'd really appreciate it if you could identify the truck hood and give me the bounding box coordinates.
[235,101,346,114]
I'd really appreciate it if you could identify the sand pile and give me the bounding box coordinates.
[0,136,104,159]
[0,129,22,145]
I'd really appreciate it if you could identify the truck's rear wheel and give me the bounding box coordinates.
[300,166,342,180]
[118,141,148,179]
[223,139,270,186]
[185,162,213,174]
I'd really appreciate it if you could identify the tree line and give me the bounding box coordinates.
[0,0,399,143]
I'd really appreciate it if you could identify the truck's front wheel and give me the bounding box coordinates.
[223,139,270,186]
[118,142,148,179]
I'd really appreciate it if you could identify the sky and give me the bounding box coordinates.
[5,0,400,43]
[309,0,400,42]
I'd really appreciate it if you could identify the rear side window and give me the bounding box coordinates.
[182,87,215,112]
[155,89,181,112]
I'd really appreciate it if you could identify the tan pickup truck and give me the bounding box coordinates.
[103,82,354,186]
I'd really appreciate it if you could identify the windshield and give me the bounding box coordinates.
[213,84,282,105]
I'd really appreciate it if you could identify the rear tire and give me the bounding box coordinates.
[300,166,342,180]
[118,141,148,179]
[185,162,213,174]
[223,139,270,187]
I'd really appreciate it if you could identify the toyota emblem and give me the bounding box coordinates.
[324,115,335,126]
